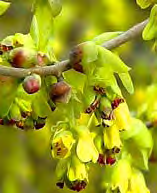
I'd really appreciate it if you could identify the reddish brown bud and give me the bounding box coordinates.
[23,74,41,94]
[9,47,37,68]
[70,45,84,73]
[49,81,71,103]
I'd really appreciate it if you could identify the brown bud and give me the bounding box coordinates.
[69,45,84,73]
[22,74,41,94]
[49,81,71,103]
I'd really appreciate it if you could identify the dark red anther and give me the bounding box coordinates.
[21,111,31,118]
[1,45,8,52]
[102,122,110,128]
[56,182,64,189]
[70,181,87,192]
[112,147,121,154]
[0,118,4,125]
[94,86,106,95]
[97,154,105,165]
[111,98,125,109]
[7,46,13,51]
[7,119,16,125]
[106,156,116,165]
[16,121,24,129]
[85,107,93,114]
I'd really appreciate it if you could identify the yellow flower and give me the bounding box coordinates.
[111,159,132,193]
[127,168,150,193]
[67,155,88,182]
[104,124,122,149]
[114,102,131,131]
[51,130,75,159]
[76,126,99,163]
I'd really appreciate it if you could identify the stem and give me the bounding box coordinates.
[0,19,149,78]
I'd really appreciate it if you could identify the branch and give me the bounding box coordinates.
[0,19,149,78]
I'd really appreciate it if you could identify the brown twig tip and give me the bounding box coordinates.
[0,19,149,78]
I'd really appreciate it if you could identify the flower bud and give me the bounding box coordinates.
[69,45,83,73]
[22,74,41,94]
[49,81,71,103]
[9,47,37,68]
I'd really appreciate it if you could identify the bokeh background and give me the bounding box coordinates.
[0,0,157,193]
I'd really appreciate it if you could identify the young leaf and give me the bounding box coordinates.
[118,72,134,94]
[63,69,87,93]
[82,41,98,64]
[97,46,130,73]
[31,0,54,52]
[30,15,40,48]
[48,0,62,17]
[92,31,122,45]
[143,4,157,40]
[0,77,19,117]
[0,1,10,16]
[121,118,153,170]
[136,0,156,9]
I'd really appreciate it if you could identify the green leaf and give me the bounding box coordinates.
[63,69,87,93]
[0,77,19,117]
[0,1,10,16]
[30,15,40,48]
[136,0,156,9]
[82,85,96,108]
[93,31,123,45]
[121,118,153,150]
[143,5,157,40]
[118,72,134,94]
[31,0,54,51]
[32,88,51,118]
[48,0,62,17]
[97,46,130,73]
[121,118,153,170]
[82,41,98,64]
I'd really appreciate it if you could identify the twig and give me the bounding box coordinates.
[0,19,149,78]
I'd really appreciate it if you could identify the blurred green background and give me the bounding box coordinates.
[0,0,157,193]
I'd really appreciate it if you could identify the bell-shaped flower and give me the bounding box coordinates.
[51,129,75,159]
[67,155,88,182]
[76,125,99,163]
[104,123,122,149]
[110,159,132,193]
[127,168,150,193]
[113,102,131,131]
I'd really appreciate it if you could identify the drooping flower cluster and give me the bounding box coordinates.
[49,39,153,192]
